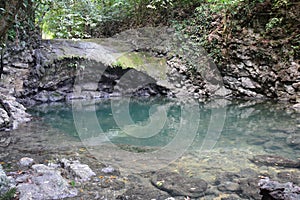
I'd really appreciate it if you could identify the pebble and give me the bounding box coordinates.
[101,166,115,174]
[19,157,34,167]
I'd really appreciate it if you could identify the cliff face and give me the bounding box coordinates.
[220,28,300,101]
[1,26,300,106]
[166,1,299,101]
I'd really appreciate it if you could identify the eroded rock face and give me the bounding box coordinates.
[3,28,299,106]
[0,108,10,130]
[220,30,300,101]
[20,56,172,105]
[0,94,30,131]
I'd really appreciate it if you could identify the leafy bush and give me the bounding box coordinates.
[36,0,203,38]
[37,0,102,38]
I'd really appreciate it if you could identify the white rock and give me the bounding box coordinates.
[19,157,34,167]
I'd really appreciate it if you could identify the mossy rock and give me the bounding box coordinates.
[113,52,167,81]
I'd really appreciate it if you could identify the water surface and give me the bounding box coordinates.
[22,97,300,198]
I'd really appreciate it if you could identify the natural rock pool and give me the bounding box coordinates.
[2,98,300,199]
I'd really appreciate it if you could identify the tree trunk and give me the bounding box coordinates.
[0,0,23,79]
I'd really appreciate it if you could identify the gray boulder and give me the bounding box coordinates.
[61,158,96,181]
[17,164,78,200]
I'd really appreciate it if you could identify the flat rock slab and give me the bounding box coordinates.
[151,171,208,198]
[250,155,300,168]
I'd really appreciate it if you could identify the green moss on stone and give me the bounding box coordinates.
[113,52,167,80]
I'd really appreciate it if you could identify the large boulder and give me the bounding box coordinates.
[17,165,78,200]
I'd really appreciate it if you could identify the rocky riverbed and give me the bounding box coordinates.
[1,145,300,199]
[0,98,299,200]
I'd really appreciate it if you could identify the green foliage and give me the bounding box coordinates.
[265,17,282,32]
[207,0,242,11]
[273,0,288,9]
[172,4,224,66]
[38,0,102,38]
[0,187,16,200]
[70,180,76,187]
[35,0,202,38]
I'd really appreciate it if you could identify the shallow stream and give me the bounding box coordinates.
[2,97,300,199]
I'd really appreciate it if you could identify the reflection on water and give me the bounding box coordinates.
[27,98,300,174]
[29,98,299,159]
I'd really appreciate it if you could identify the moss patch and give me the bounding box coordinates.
[113,52,167,80]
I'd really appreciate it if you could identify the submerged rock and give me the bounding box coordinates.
[217,181,240,192]
[259,177,300,200]
[277,171,300,185]
[286,135,300,149]
[151,171,208,198]
[250,155,300,168]
[215,170,261,199]
[117,184,169,200]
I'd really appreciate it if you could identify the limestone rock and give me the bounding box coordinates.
[17,169,78,200]
[19,157,34,168]
[12,63,29,69]
[61,159,96,181]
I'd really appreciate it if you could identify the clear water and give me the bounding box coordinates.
[27,98,300,174]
